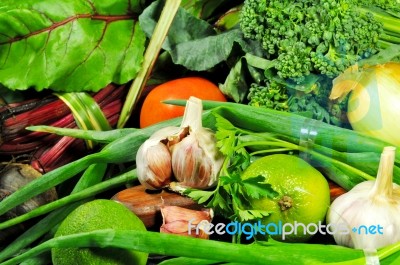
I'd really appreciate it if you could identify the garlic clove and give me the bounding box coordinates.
[171,134,214,189]
[136,125,187,190]
[160,205,212,239]
[194,128,224,185]
[136,140,172,190]
[171,130,224,189]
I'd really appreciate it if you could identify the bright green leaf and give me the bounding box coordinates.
[242,176,279,200]
[0,0,146,92]
[185,189,214,205]
[238,209,271,222]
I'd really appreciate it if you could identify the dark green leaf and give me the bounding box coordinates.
[140,0,215,51]
[219,174,241,186]
[219,56,249,102]
[0,0,146,92]
[169,29,244,71]
[139,2,248,71]
[181,0,234,20]
[209,187,231,213]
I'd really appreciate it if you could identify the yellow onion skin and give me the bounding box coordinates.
[347,63,400,146]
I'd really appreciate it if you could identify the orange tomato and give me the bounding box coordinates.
[139,77,227,128]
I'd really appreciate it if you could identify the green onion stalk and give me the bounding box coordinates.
[1,229,400,265]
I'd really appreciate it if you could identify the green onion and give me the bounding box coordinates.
[0,169,138,230]
[159,257,219,265]
[3,229,400,265]
[56,92,112,148]
[26,126,138,144]
[0,109,212,222]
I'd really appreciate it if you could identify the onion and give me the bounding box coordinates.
[330,62,400,146]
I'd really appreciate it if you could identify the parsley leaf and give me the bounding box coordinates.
[242,176,279,200]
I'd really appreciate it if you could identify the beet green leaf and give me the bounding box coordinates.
[0,0,146,92]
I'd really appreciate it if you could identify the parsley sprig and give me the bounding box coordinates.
[184,114,280,221]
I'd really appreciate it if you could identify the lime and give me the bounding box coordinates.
[242,154,330,242]
[52,199,148,265]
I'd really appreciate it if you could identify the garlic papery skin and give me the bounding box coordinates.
[171,97,224,189]
[327,146,400,249]
[136,126,182,190]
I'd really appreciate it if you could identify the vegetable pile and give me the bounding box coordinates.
[1,99,400,263]
[1,0,400,264]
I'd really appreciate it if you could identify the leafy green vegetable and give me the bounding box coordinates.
[218,56,249,102]
[230,0,400,128]
[0,0,146,92]
[139,1,256,72]
[181,0,234,21]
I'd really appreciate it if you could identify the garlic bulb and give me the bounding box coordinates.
[136,96,224,190]
[327,146,400,249]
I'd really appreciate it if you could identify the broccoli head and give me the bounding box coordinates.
[240,0,383,79]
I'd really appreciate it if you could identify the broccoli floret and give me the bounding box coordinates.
[287,93,331,123]
[287,76,349,127]
[247,80,338,125]
[247,81,289,111]
[247,69,350,126]
[239,0,388,79]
